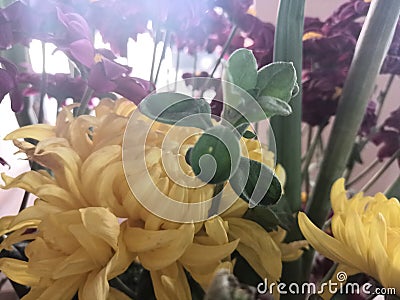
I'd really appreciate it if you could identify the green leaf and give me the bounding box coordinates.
[229,157,282,207]
[139,92,213,130]
[226,49,258,91]
[257,95,293,118]
[233,123,257,139]
[242,130,257,139]
[256,62,297,102]
[190,125,241,184]
[234,122,250,136]
[243,205,281,232]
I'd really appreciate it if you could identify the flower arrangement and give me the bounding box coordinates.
[0,0,399,300]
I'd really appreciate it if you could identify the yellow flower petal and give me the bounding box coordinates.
[107,288,132,300]
[298,212,364,271]
[4,124,55,141]
[204,216,229,245]
[124,224,195,270]
[0,258,39,286]
[150,262,191,300]
[228,218,282,282]
[179,239,239,266]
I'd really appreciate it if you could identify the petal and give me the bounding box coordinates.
[107,288,132,300]
[69,39,95,68]
[52,248,95,279]
[4,124,55,141]
[179,239,239,266]
[298,212,364,272]
[205,216,229,245]
[228,217,282,282]
[185,261,233,290]
[69,223,113,268]
[0,258,39,286]
[279,240,309,262]
[106,222,136,280]
[330,178,347,213]
[150,263,191,300]
[80,207,120,250]
[124,224,194,270]
[24,275,83,300]
[79,268,109,300]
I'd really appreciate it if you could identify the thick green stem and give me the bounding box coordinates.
[304,0,400,277]
[270,0,305,294]
[271,0,304,214]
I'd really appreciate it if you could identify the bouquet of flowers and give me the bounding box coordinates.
[0,0,399,299]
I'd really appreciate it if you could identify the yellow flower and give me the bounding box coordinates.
[299,178,400,293]
[1,98,306,300]
[0,207,135,300]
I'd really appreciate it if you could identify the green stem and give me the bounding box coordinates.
[301,126,323,182]
[385,175,400,199]
[174,49,180,91]
[304,0,400,277]
[270,0,305,293]
[346,74,396,179]
[346,158,380,188]
[38,42,47,124]
[376,74,395,118]
[154,30,170,86]
[270,0,304,214]
[149,29,159,86]
[76,87,94,116]
[19,190,30,212]
[361,150,400,193]
[210,25,237,78]
[109,277,135,299]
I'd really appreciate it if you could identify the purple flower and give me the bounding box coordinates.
[358,100,377,137]
[0,1,32,49]
[113,76,152,105]
[324,0,370,31]
[301,11,362,127]
[19,72,87,104]
[87,54,130,93]
[373,107,400,164]
[302,69,344,127]
[0,56,24,112]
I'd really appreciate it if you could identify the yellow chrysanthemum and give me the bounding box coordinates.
[0,98,306,300]
[0,207,134,300]
[299,178,400,296]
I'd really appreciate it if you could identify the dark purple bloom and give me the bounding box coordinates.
[0,1,32,49]
[19,72,87,103]
[324,0,370,31]
[302,69,344,127]
[114,76,152,105]
[87,55,130,93]
[358,100,377,137]
[301,8,363,127]
[0,56,24,112]
[373,107,400,164]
